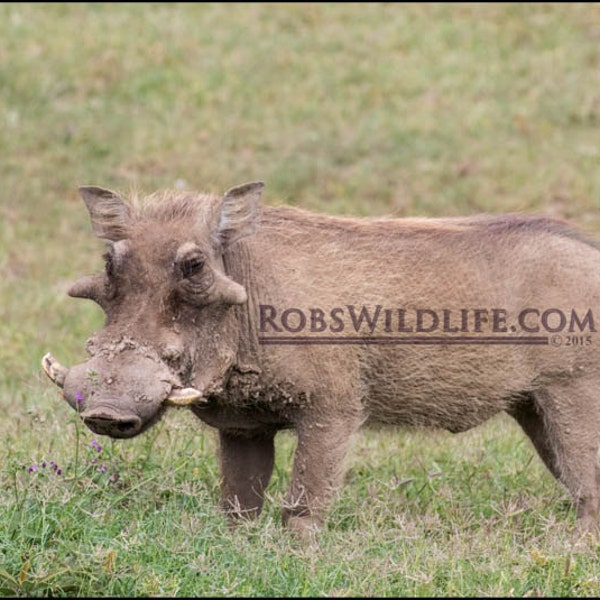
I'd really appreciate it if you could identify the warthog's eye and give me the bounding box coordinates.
[174,244,213,305]
[180,257,205,279]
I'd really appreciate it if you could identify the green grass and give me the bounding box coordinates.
[2,2,600,596]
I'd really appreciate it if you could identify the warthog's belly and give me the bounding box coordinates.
[359,345,535,432]
[363,390,512,433]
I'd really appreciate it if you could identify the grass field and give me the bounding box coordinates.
[2,2,600,596]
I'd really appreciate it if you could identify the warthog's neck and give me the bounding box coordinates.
[223,238,262,376]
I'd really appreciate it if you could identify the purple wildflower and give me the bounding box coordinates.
[56,468,62,475]
[97,465,107,472]
[91,440,102,451]
[76,391,84,404]
[26,459,62,475]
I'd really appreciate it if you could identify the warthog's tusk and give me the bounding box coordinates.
[165,387,206,406]
[42,353,68,388]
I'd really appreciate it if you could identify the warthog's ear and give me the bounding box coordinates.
[217,181,264,247]
[78,186,130,241]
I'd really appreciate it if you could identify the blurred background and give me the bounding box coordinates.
[2,3,600,595]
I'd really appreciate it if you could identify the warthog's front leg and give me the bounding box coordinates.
[218,429,276,522]
[283,409,363,538]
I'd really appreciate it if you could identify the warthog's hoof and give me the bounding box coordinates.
[284,515,321,546]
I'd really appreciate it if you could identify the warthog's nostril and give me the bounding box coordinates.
[81,410,142,439]
[115,419,139,433]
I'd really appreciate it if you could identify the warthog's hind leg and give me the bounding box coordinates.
[508,393,562,481]
[511,382,600,534]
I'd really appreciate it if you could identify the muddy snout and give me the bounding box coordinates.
[42,344,206,439]
[60,353,173,438]
[80,403,143,438]
[43,348,203,439]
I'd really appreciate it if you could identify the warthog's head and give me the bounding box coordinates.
[43,182,263,438]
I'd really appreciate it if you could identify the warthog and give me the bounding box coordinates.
[43,182,600,537]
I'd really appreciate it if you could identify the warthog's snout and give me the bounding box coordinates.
[80,405,143,438]
[42,350,205,439]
